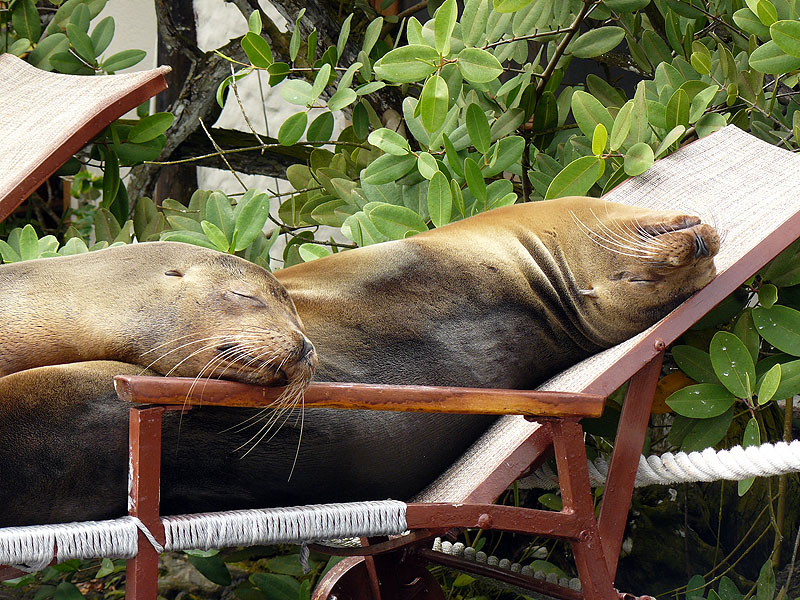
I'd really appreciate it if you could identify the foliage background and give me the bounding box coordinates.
[3,0,800,598]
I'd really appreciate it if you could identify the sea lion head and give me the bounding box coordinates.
[0,241,316,389]
[127,242,317,389]
[551,196,719,344]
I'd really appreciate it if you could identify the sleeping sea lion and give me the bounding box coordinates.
[0,196,718,525]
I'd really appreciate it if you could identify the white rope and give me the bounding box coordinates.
[0,501,407,571]
[0,518,139,572]
[2,441,800,570]
[518,440,800,489]
[162,501,407,551]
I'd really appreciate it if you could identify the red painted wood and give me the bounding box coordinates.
[126,407,166,600]
[551,420,616,600]
[598,352,664,576]
[0,73,168,223]
[113,376,605,418]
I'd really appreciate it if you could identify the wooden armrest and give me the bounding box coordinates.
[113,376,605,418]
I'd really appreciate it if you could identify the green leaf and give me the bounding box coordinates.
[337,13,352,61]
[457,47,504,84]
[101,49,146,72]
[770,20,800,57]
[251,573,301,600]
[624,142,654,176]
[738,416,761,494]
[374,45,439,83]
[665,88,690,131]
[267,62,290,85]
[482,135,524,177]
[53,582,83,600]
[363,17,383,56]
[756,559,775,600]
[311,63,332,103]
[490,108,525,141]
[680,408,734,452]
[90,16,114,55]
[242,31,273,67]
[464,156,487,206]
[369,204,428,239]
[417,152,439,179]
[100,149,120,210]
[0,240,21,263]
[362,153,418,184]
[19,224,39,261]
[281,79,313,106]
[248,9,263,33]
[288,9,305,62]
[688,85,719,123]
[758,283,779,308]
[434,0,458,55]
[66,22,95,62]
[428,171,452,227]
[733,8,771,38]
[710,331,756,398]
[592,123,608,156]
[95,557,115,579]
[493,0,533,14]
[200,221,230,252]
[571,91,614,139]
[746,0,778,26]
[604,0,651,10]
[327,88,357,111]
[655,125,685,158]
[51,51,91,74]
[298,243,332,262]
[666,383,737,418]
[128,113,174,144]
[719,577,743,600]
[206,191,235,240]
[673,345,719,384]
[234,192,271,251]
[368,128,411,156]
[757,363,781,405]
[420,75,449,132]
[462,0,489,45]
[570,27,625,58]
[12,0,41,44]
[753,306,800,355]
[466,103,491,154]
[451,180,465,217]
[307,112,334,143]
[610,100,634,151]
[278,111,308,146]
[696,113,727,138]
[749,40,800,73]
[690,49,711,74]
[160,230,218,250]
[545,156,605,200]
[734,309,761,364]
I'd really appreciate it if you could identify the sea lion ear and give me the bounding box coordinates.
[164,269,184,277]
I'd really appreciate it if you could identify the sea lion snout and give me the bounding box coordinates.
[654,222,720,267]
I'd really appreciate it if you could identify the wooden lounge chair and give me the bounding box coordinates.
[113,125,800,600]
[0,53,169,221]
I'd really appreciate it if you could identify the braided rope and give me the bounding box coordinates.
[2,441,799,570]
[518,440,800,489]
[0,501,407,572]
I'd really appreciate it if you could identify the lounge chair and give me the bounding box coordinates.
[112,125,800,599]
[0,53,169,221]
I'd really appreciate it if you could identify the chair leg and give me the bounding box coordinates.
[126,406,166,600]
[597,352,664,577]
[550,419,617,600]
[312,551,445,600]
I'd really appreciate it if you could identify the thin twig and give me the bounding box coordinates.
[483,27,577,50]
[198,118,248,191]
[536,1,596,94]
[396,0,427,19]
[229,64,269,147]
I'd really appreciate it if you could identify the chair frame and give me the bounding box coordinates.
[113,192,800,600]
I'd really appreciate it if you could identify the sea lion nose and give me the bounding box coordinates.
[695,234,710,258]
[300,336,316,365]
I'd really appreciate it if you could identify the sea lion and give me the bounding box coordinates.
[0,196,719,525]
[0,242,316,387]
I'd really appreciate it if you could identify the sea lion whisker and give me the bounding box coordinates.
[589,209,665,254]
[140,335,237,373]
[235,381,307,461]
[572,211,658,256]
[571,212,660,260]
